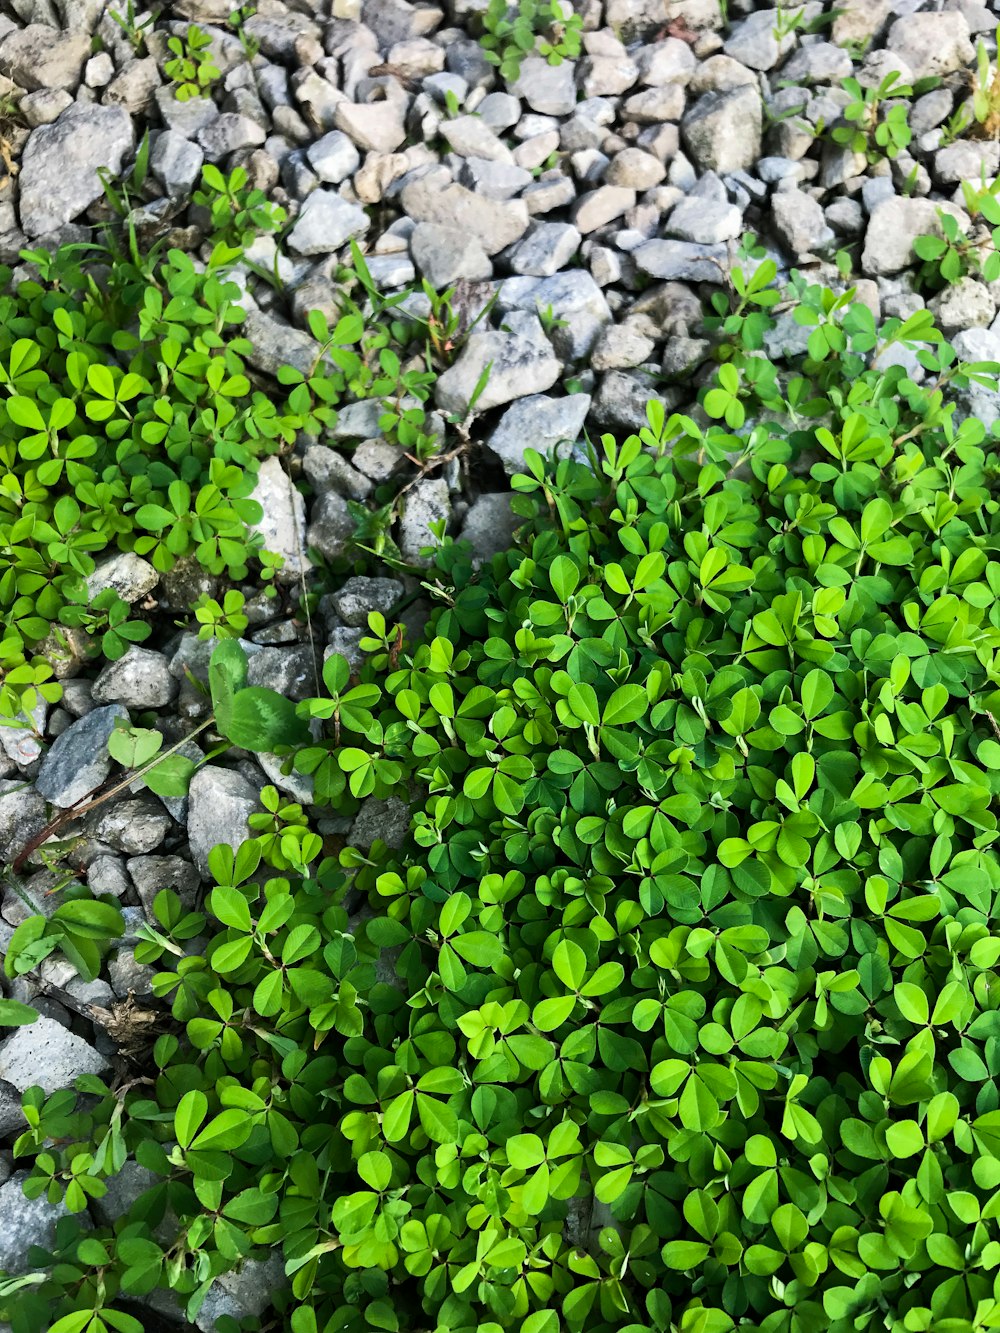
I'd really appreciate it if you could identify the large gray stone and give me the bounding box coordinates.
[287,189,369,255]
[18,103,133,237]
[460,492,522,563]
[0,1171,70,1275]
[886,12,973,81]
[681,84,761,174]
[249,456,308,582]
[186,767,259,878]
[0,1016,109,1096]
[35,705,128,809]
[496,271,613,361]
[634,238,730,282]
[434,312,562,416]
[335,99,407,153]
[410,222,492,286]
[91,649,177,709]
[0,24,89,91]
[486,392,591,474]
[401,174,529,255]
[331,577,405,628]
[194,1253,286,1333]
[512,57,577,115]
[861,197,969,276]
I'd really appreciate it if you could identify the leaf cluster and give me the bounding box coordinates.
[479,0,583,83]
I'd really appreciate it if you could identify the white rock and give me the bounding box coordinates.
[0,1017,109,1096]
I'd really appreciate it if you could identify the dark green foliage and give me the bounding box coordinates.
[10,279,1000,1333]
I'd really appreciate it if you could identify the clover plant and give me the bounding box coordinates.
[9,264,1000,1333]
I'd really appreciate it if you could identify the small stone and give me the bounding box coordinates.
[399,478,451,566]
[460,492,521,563]
[401,174,529,255]
[440,114,513,163]
[435,312,562,416]
[410,221,492,286]
[86,553,158,605]
[497,270,612,360]
[0,782,45,864]
[335,99,407,153]
[187,767,259,878]
[580,55,639,98]
[506,222,581,277]
[478,92,521,130]
[95,798,170,855]
[458,156,532,199]
[0,1016,108,1096]
[780,41,853,85]
[0,1171,70,1274]
[666,181,742,243]
[197,113,266,158]
[85,51,114,88]
[0,24,89,92]
[91,1160,158,1227]
[928,278,995,334]
[604,147,666,188]
[622,84,687,123]
[771,190,835,257]
[934,140,1000,186]
[36,705,128,809]
[18,103,133,237]
[194,1254,287,1333]
[722,10,794,71]
[127,854,201,918]
[861,197,969,276]
[306,129,361,183]
[636,38,697,86]
[331,577,405,628]
[303,445,373,501]
[591,323,657,371]
[634,238,729,282]
[287,189,369,255]
[151,129,204,197]
[249,456,308,582]
[886,12,974,82]
[682,84,761,174]
[91,649,176,709]
[572,185,636,233]
[487,392,591,474]
[21,89,73,127]
[513,130,561,171]
[352,439,403,480]
[307,490,356,561]
[87,855,131,899]
[512,57,577,116]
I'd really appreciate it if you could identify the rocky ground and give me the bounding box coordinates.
[1,0,1000,1326]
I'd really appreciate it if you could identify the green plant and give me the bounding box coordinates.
[479,0,583,83]
[163,24,221,101]
[192,588,249,640]
[913,194,1000,291]
[969,28,1000,139]
[832,72,915,161]
[12,270,1000,1333]
[192,163,287,250]
[108,0,158,55]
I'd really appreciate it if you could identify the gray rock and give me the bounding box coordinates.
[306,130,361,183]
[592,369,671,433]
[0,782,45,864]
[722,9,794,70]
[460,492,521,563]
[512,57,577,116]
[326,627,365,672]
[506,222,581,277]
[401,175,529,255]
[249,456,308,582]
[187,767,259,878]
[108,947,155,998]
[487,392,591,474]
[682,84,761,174]
[287,189,369,255]
[591,323,657,371]
[478,92,521,130]
[0,1080,26,1137]
[350,796,411,850]
[307,490,356,561]
[636,37,697,86]
[861,197,969,276]
[18,103,134,237]
[0,23,89,91]
[604,148,666,189]
[623,84,687,123]
[335,99,407,153]
[0,1016,108,1096]
[497,271,612,361]
[127,854,201,918]
[771,190,835,257]
[21,88,73,127]
[95,798,170,855]
[435,312,562,416]
[194,1253,286,1333]
[35,705,127,809]
[90,1159,158,1227]
[197,113,266,158]
[399,478,451,566]
[0,1171,70,1274]
[352,438,403,479]
[331,577,405,628]
[91,649,176,710]
[580,54,639,98]
[247,646,320,701]
[523,172,578,215]
[410,221,492,286]
[440,115,514,164]
[458,157,532,200]
[666,176,742,243]
[104,55,160,116]
[242,309,317,378]
[86,552,158,604]
[886,12,973,81]
[780,41,853,85]
[150,129,203,197]
[934,140,1000,186]
[303,445,373,501]
[571,186,636,234]
[87,855,131,899]
[155,83,219,137]
[928,277,995,334]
